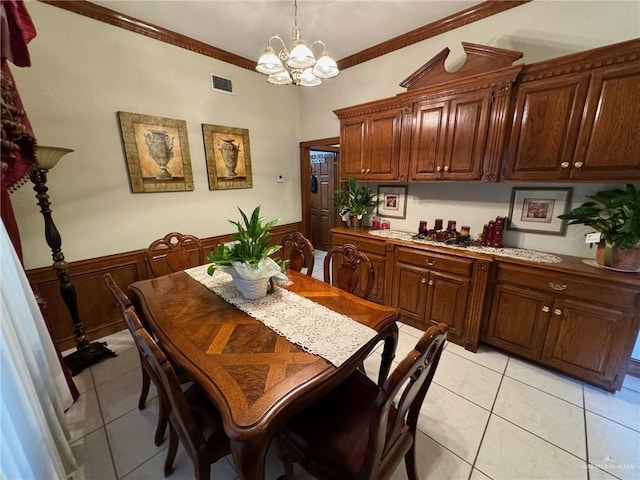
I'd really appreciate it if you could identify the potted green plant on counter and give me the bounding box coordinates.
[333,177,378,229]
[558,184,640,271]
[207,206,288,298]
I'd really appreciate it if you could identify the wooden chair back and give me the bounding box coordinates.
[129,309,230,479]
[281,232,315,276]
[103,272,132,312]
[145,232,205,278]
[323,243,374,300]
[277,322,448,480]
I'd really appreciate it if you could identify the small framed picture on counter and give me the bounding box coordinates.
[507,187,573,235]
[378,185,408,219]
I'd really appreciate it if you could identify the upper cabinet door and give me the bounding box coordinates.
[408,99,448,180]
[444,90,491,180]
[339,118,366,179]
[504,74,590,181]
[365,108,403,181]
[571,62,640,181]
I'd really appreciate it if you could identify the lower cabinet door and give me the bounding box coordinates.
[391,263,428,324]
[484,284,552,360]
[425,271,469,345]
[541,298,633,388]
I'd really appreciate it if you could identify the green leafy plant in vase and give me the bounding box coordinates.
[333,177,378,229]
[558,184,640,271]
[207,206,288,298]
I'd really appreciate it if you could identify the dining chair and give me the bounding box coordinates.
[280,231,315,276]
[130,309,231,480]
[276,322,448,480]
[104,273,184,447]
[145,232,205,278]
[323,243,375,300]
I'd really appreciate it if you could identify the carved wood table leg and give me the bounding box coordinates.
[230,437,270,480]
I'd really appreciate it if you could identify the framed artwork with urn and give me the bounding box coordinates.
[202,124,253,190]
[117,112,194,193]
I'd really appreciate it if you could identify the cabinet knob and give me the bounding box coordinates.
[548,281,567,291]
[573,161,584,169]
[561,162,570,169]
[428,279,434,286]
[366,168,371,173]
[361,168,365,173]
[553,308,562,316]
[542,305,550,313]
[426,260,436,266]
[421,278,427,284]
[436,166,442,172]
[444,165,450,172]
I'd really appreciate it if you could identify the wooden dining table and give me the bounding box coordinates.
[128,268,399,480]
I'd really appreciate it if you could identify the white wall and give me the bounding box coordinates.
[10,1,302,269]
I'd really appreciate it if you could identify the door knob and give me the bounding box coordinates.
[553,308,562,315]
[428,279,434,286]
[443,165,450,172]
[573,161,584,168]
[436,166,442,172]
[421,278,427,284]
[542,306,550,313]
[561,162,570,168]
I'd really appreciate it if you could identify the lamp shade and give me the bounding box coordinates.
[268,69,293,85]
[36,146,74,170]
[312,53,339,79]
[287,40,315,69]
[299,68,322,87]
[256,46,285,75]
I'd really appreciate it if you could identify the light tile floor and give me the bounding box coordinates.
[64,251,640,480]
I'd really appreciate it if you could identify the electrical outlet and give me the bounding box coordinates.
[276,174,284,183]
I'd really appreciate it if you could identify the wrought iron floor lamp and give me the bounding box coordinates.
[31,146,116,375]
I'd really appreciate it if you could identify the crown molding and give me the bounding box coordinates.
[41,0,530,72]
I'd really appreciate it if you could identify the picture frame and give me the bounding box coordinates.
[507,187,573,235]
[202,124,253,190]
[117,111,194,193]
[377,185,408,219]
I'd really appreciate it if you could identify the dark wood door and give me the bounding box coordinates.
[443,90,491,180]
[541,298,634,386]
[391,262,428,324]
[484,284,552,360]
[365,108,403,180]
[571,62,640,180]
[424,271,469,345]
[504,74,590,180]
[310,152,336,252]
[339,117,365,179]
[408,99,448,180]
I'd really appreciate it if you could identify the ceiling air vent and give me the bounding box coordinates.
[211,74,234,94]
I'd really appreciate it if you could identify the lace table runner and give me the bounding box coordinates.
[369,230,563,264]
[185,265,377,367]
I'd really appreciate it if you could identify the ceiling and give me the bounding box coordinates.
[90,1,482,64]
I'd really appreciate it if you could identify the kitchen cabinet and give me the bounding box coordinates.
[331,229,391,305]
[484,260,640,391]
[504,38,640,182]
[335,102,406,182]
[391,247,470,345]
[408,89,492,181]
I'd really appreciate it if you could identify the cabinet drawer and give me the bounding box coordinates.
[396,247,473,277]
[496,264,637,310]
[333,234,387,256]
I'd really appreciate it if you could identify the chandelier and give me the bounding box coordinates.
[255,0,339,86]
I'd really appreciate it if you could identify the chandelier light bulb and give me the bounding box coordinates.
[312,52,339,79]
[299,68,322,87]
[256,46,285,75]
[287,40,315,69]
[268,69,293,85]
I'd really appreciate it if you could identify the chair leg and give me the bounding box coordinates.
[405,443,419,480]
[194,461,211,480]
[139,364,151,410]
[155,394,169,446]
[275,437,295,480]
[164,424,179,477]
